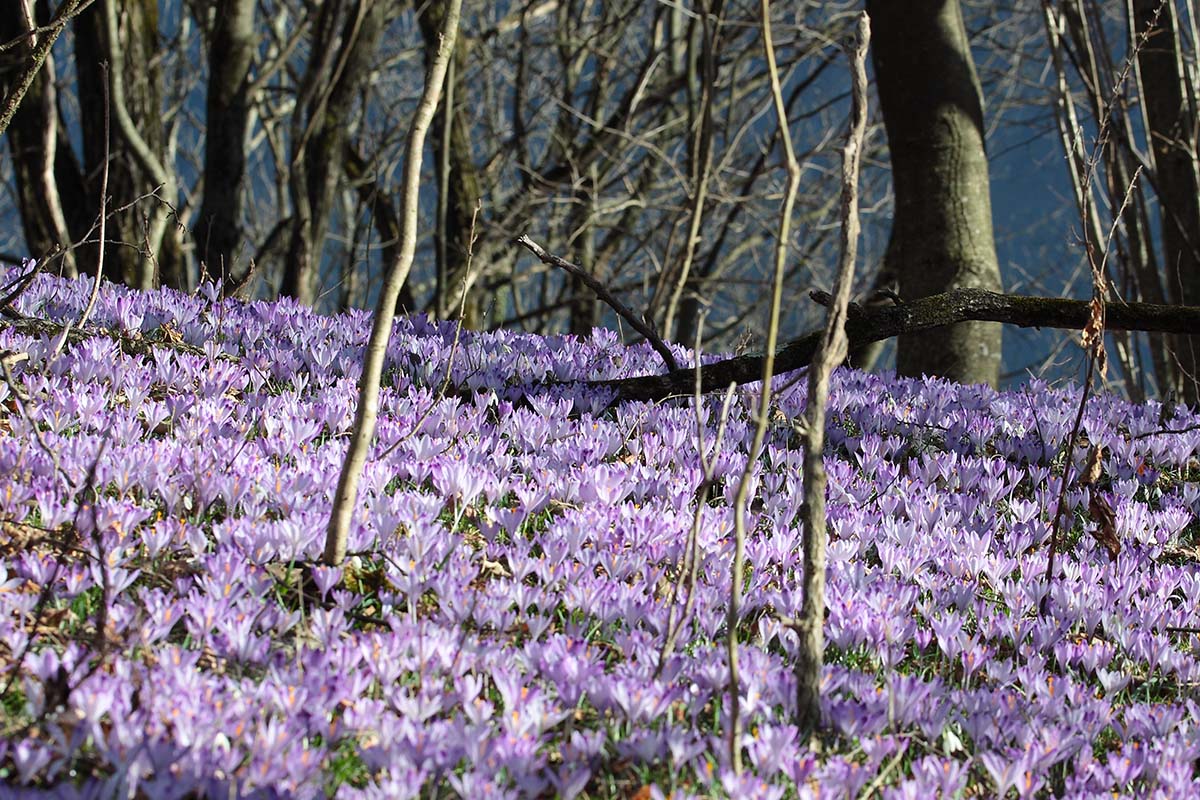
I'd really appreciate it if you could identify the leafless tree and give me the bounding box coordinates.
[1041,0,1200,403]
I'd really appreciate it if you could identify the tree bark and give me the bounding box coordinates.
[866,0,1003,387]
[197,0,256,286]
[417,0,482,325]
[281,0,386,307]
[1131,0,1200,403]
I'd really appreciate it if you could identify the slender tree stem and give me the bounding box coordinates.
[725,0,812,773]
[101,0,175,289]
[513,235,679,372]
[324,0,464,566]
[794,13,870,733]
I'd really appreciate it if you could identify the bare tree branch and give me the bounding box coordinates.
[513,234,680,372]
[0,0,93,138]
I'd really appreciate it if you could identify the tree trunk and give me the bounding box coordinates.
[281,0,386,307]
[866,0,1002,387]
[197,0,256,286]
[0,1,81,275]
[1131,0,1200,404]
[73,0,186,289]
[417,0,482,325]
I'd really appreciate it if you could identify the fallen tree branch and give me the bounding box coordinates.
[593,288,1200,403]
[513,234,679,372]
[0,314,235,364]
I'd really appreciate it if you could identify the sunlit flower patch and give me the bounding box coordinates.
[1,270,1199,798]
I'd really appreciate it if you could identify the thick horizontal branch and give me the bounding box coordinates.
[593,288,1200,403]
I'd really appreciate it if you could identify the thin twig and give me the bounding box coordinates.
[75,62,111,333]
[377,200,482,463]
[0,0,95,53]
[857,737,910,798]
[1041,2,1165,609]
[725,2,852,773]
[659,5,722,339]
[1041,356,1096,614]
[512,234,679,372]
[0,356,68,486]
[656,313,735,677]
[1132,423,1200,439]
[46,62,110,364]
[0,441,109,740]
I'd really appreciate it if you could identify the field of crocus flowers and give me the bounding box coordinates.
[1,268,1199,798]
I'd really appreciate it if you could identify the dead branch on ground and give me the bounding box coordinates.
[592,289,1200,404]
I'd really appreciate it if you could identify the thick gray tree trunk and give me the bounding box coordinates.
[866,0,1002,387]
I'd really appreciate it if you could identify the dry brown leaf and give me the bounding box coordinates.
[1080,445,1103,486]
[158,322,185,346]
[1080,296,1104,350]
[1088,494,1120,562]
